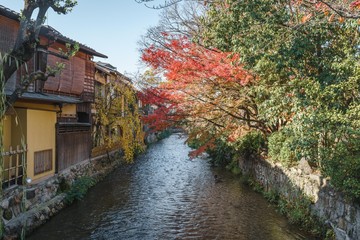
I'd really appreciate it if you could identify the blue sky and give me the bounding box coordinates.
[0,0,162,75]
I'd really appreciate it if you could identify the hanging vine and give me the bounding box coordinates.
[93,77,145,162]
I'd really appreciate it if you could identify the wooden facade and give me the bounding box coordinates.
[0,5,107,186]
[0,14,17,53]
[56,124,91,172]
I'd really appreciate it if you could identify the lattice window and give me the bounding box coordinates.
[57,125,90,134]
[2,145,25,189]
[34,149,52,175]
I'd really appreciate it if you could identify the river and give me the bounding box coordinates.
[28,134,311,240]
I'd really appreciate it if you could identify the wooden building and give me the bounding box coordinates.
[0,5,107,187]
[92,62,132,152]
[92,61,145,159]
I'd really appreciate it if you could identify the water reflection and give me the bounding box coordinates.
[29,134,310,240]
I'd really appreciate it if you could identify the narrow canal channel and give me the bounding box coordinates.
[29,134,311,240]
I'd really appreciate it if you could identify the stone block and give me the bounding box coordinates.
[3,235,17,240]
[1,199,10,209]
[334,226,349,240]
[337,218,346,231]
[345,204,358,223]
[8,197,16,208]
[43,207,51,215]
[335,201,345,218]
[309,174,321,186]
[3,209,12,221]
[25,199,32,210]
[355,211,360,235]
[298,158,313,175]
[40,194,51,203]
[45,181,53,188]
[12,205,21,217]
[26,188,36,200]
[14,193,22,204]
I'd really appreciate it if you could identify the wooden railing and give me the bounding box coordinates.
[2,145,26,189]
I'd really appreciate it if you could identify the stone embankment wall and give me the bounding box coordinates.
[238,157,360,240]
[2,150,124,239]
[145,132,158,145]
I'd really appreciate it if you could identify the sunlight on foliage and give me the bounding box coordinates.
[139,0,360,202]
[93,79,145,162]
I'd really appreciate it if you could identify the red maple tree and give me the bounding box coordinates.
[140,36,264,155]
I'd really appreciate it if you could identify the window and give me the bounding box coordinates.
[34,149,52,175]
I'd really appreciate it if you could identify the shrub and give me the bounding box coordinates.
[268,130,298,167]
[207,131,265,168]
[64,176,97,204]
[157,129,171,140]
[263,189,279,204]
[187,137,203,149]
[324,153,360,203]
[207,137,234,167]
[225,159,241,175]
[234,131,266,159]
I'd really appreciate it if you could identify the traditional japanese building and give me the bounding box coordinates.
[0,5,107,187]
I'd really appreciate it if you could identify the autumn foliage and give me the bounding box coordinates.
[142,36,250,85]
[140,36,262,153]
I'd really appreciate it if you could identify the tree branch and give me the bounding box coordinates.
[6,70,56,109]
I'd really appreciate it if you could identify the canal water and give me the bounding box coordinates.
[29,134,311,240]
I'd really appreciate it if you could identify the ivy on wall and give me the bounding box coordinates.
[92,78,145,162]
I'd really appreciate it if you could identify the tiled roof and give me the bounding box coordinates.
[5,90,82,104]
[96,61,133,83]
[0,5,18,20]
[0,4,107,58]
[97,61,117,71]
[40,25,107,58]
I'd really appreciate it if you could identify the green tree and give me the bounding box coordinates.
[201,0,360,200]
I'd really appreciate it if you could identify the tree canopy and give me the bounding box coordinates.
[139,0,360,202]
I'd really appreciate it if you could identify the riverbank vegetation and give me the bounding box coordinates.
[243,175,335,239]
[139,0,360,203]
[63,176,97,204]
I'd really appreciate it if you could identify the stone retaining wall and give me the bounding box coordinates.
[238,157,360,240]
[2,150,125,239]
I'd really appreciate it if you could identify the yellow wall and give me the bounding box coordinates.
[60,104,76,118]
[4,107,57,181]
[3,115,12,150]
[61,104,76,115]
[11,108,27,148]
[26,109,56,180]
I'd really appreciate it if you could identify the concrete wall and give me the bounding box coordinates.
[238,157,360,240]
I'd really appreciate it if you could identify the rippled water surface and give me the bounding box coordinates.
[29,134,311,240]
